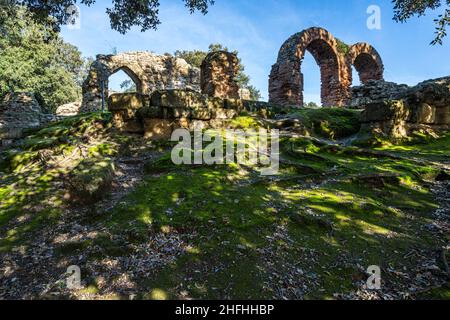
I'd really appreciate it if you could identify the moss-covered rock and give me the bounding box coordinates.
[65,158,115,205]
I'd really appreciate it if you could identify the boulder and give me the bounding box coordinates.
[361,100,409,123]
[56,102,81,116]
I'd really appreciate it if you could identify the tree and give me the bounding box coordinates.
[173,49,207,69]
[174,44,262,101]
[120,79,137,92]
[3,0,215,34]
[304,102,320,109]
[393,0,450,45]
[0,7,88,112]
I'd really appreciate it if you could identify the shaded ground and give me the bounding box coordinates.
[0,111,449,300]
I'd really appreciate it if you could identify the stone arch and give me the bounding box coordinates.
[81,55,146,113]
[81,52,201,113]
[106,65,144,95]
[269,27,349,107]
[346,43,384,85]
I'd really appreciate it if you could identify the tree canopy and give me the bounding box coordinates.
[174,44,262,101]
[0,7,90,112]
[393,0,450,45]
[2,0,215,34]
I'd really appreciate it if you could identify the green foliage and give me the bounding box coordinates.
[304,101,320,108]
[335,38,350,55]
[66,157,115,204]
[6,1,215,34]
[0,7,90,112]
[173,49,207,68]
[393,0,450,45]
[290,108,362,140]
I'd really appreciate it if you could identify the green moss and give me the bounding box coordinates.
[290,108,361,139]
[230,116,264,129]
[66,157,115,205]
[335,38,350,55]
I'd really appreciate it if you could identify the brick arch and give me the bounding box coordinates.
[269,27,348,107]
[346,43,384,85]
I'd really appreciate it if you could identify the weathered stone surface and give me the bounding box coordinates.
[143,119,174,140]
[361,100,409,123]
[201,51,240,99]
[355,77,450,138]
[269,27,384,107]
[56,102,82,117]
[151,89,208,109]
[109,93,147,111]
[350,80,409,107]
[109,93,148,133]
[81,52,200,113]
[0,92,55,143]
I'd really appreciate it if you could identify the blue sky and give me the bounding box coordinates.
[61,0,450,103]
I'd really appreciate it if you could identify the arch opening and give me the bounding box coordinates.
[302,51,323,108]
[269,28,384,107]
[300,38,341,107]
[353,53,383,85]
[106,66,143,96]
[269,27,347,107]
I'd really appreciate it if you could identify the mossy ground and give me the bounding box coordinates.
[0,108,449,300]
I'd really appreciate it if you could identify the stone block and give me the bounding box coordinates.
[143,119,174,140]
[409,103,436,124]
[108,93,146,112]
[435,106,450,125]
[151,90,208,109]
[361,100,409,123]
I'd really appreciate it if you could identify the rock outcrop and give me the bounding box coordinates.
[357,77,450,138]
[56,102,82,117]
[81,52,200,113]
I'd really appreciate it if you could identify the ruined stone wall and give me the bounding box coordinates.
[200,51,240,99]
[81,52,200,113]
[357,77,450,138]
[269,27,384,107]
[108,90,248,140]
[0,92,54,145]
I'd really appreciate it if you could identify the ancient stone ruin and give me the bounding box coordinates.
[0,92,54,146]
[90,49,258,140]
[200,51,240,99]
[355,77,450,138]
[81,52,201,113]
[269,27,384,107]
